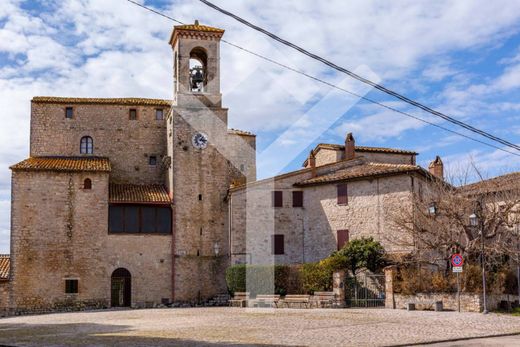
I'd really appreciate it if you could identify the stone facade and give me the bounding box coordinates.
[8,23,256,312]
[229,142,432,266]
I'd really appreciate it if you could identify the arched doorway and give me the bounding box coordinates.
[111,268,131,307]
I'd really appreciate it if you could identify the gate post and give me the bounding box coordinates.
[333,270,346,308]
[384,266,397,309]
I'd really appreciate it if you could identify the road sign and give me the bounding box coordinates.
[453,266,463,273]
[451,254,464,267]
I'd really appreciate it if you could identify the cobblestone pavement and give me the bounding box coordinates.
[423,334,520,346]
[0,308,519,346]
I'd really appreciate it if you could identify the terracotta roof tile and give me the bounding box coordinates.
[314,143,417,155]
[174,24,224,33]
[295,162,421,186]
[110,184,171,204]
[458,172,520,195]
[0,255,9,280]
[32,97,171,106]
[228,128,256,137]
[10,157,111,173]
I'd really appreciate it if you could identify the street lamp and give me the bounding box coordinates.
[428,202,437,216]
[469,213,488,314]
[213,242,220,257]
[516,224,520,306]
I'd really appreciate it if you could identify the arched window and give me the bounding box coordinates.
[83,178,92,190]
[189,47,208,92]
[80,136,93,154]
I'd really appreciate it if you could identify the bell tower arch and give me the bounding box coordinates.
[169,20,224,107]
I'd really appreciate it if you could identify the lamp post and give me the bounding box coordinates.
[470,213,488,314]
[213,242,221,257]
[516,224,520,306]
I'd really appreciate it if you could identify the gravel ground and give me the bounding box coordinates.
[0,307,519,346]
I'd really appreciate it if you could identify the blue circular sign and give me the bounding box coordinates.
[451,254,464,267]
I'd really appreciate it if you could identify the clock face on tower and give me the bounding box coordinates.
[192,132,208,149]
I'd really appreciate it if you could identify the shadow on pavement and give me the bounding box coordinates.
[0,322,282,347]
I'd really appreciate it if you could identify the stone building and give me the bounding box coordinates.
[229,133,444,265]
[7,23,256,312]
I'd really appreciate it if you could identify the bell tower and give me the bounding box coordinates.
[170,20,224,109]
[167,22,237,303]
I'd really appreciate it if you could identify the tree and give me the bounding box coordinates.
[333,237,386,275]
[386,167,520,270]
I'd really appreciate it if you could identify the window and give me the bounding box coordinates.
[149,156,157,166]
[155,109,164,120]
[292,191,304,207]
[80,136,93,154]
[83,178,92,190]
[337,184,348,205]
[273,234,285,255]
[109,205,172,234]
[65,107,73,119]
[129,109,137,120]
[337,230,349,250]
[65,279,78,294]
[273,191,283,208]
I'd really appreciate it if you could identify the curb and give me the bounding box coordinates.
[386,331,520,346]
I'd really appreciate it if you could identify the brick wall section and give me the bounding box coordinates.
[9,170,172,311]
[230,159,419,265]
[30,102,168,185]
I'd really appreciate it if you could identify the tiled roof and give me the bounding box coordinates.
[11,157,111,173]
[228,128,256,137]
[0,255,9,280]
[314,143,417,155]
[295,162,421,186]
[458,172,520,196]
[110,184,171,204]
[32,97,171,106]
[174,24,225,33]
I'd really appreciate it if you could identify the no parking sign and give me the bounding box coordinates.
[451,254,464,272]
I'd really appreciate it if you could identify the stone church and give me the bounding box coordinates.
[6,23,256,311]
[2,22,449,313]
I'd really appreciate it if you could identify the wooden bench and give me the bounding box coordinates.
[282,294,311,308]
[312,291,337,308]
[251,294,281,308]
[229,292,249,307]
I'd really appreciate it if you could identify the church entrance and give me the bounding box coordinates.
[111,268,131,307]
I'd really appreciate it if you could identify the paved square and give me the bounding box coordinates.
[0,308,519,346]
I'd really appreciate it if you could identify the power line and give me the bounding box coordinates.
[198,0,520,153]
[124,0,520,157]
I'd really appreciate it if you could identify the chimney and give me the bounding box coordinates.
[308,150,317,177]
[345,132,355,160]
[428,156,444,179]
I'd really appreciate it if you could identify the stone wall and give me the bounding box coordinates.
[230,158,419,266]
[0,281,8,315]
[310,148,416,167]
[390,293,518,313]
[30,101,169,185]
[10,170,172,312]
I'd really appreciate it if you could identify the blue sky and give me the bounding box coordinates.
[0,0,520,253]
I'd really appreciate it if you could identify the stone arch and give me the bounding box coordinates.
[111,268,131,307]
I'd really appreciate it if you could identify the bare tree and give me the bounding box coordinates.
[386,169,520,270]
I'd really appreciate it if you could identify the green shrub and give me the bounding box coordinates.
[225,264,302,296]
[301,261,334,294]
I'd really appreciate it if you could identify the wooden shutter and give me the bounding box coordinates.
[273,191,283,207]
[337,230,349,250]
[273,235,285,255]
[337,184,348,205]
[292,191,304,207]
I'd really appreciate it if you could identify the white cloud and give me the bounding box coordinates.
[0,0,519,252]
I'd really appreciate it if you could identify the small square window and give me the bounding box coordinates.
[155,109,164,120]
[65,107,73,119]
[149,156,157,166]
[65,279,78,294]
[129,109,137,120]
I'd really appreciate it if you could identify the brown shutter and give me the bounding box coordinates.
[292,191,304,207]
[273,235,285,255]
[273,191,283,207]
[337,230,349,250]
[337,184,348,205]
